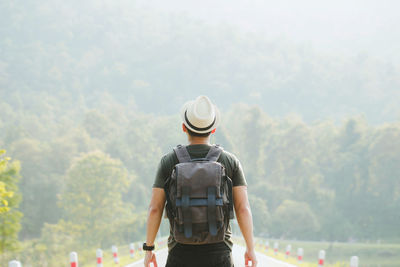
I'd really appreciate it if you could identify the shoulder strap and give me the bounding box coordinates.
[205,144,223,162]
[173,145,191,163]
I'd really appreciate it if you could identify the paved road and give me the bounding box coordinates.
[125,245,298,267]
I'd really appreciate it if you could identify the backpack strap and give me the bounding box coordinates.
[182,186,193,238]
[173,145,191,163]
[207,187,218,236]
[205,144,223,162]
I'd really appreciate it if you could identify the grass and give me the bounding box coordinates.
[79,239,167,267]
[247,238,400,267]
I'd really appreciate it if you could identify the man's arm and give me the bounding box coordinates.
[145,188,166,246]
[233,185,257,266]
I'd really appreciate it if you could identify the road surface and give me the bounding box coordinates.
[125,245,298,267]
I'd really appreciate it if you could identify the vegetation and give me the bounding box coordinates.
[254,238,400,267]
[0,150,22,265]
[0,0,399,265]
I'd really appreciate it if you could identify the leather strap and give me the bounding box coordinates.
[205,145,223,162]
[207,187,218,236]
[182,186,192,238]
[173,145,191,163]
[176,198,223,207]
[142,243,155,251]
[226,176,234,219]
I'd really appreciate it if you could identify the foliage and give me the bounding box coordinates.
[270,200,320,239]
[248,195,270,235]
[58,150,132,247]
[0,1,399,265]
[0,181,13,213]
[0,150,22,263]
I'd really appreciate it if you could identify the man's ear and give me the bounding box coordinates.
[182,123,187,132]
[211,128,216,134]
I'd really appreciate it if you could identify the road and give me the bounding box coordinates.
[125,245,298,267]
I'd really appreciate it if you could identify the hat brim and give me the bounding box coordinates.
[180,100,220,134]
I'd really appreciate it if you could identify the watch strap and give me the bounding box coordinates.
[143,243,155,251]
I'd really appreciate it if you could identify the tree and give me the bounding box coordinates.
[0,182,13,214]
[270,200,320,239]
[58,150,131,247]
[249,195,270,236]
[0,149,22,259]
[9,138,52,239]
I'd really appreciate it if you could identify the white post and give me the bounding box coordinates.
[350,256,359,267]
[112,245,119,264]
[318,250,325,267]
[265,240,269,252]
[274,242,279,255]
[96,248,103,267]
[130,243,135,258]
[8,260,22,267]
[297,248,304,262]
[285,244,291,258]
[138,242,143,254]
[70,252,78,267]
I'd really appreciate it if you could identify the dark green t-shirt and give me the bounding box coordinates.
[153,144,247,251]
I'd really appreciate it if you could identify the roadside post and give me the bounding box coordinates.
[297,248,304,263]
[138,242,143,255]
[70,252,78,267]
[130,243,135,258]
[96,249,103,267]
[350,256,359,267]
[274,242,279,255]
[112,245,119,264]
[285,244,291,258]
[8,261,22,267]
[318,250,325,267]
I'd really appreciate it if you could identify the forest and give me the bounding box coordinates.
[1,0,399,265]
[1,95,399,264]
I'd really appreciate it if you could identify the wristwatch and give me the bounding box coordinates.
[143,243,155,251]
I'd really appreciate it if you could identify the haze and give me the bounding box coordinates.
[137,0,400,59]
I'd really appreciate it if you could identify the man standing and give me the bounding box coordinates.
[144,96,257,267]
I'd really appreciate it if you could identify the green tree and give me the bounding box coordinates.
[0,182,13,214]
[0,150,22,260]
[9,138,52,239]
[249,195,270,235]
[58,150,131,247]
[271,200,320,239]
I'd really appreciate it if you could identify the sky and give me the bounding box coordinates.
[136,0,400,60]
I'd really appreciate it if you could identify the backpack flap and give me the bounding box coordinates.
[167,145,232,244]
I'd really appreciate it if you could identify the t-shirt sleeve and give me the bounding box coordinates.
[232,159,247,187]
[153,157,166,188]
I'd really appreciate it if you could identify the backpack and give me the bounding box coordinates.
[164,144,234,244]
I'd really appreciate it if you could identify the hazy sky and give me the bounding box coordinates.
[136,0,400,60]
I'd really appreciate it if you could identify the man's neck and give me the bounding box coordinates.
[188,136,210,145]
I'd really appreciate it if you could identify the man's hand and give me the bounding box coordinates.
[245,249,257,267]
[144,251,158,267]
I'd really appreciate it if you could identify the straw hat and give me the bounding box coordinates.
[180,95,220,134]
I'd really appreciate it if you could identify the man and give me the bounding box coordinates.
[144,95,257,267]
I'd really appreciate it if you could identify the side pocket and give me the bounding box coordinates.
[225,176,234,219]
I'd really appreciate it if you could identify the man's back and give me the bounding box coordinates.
[153,144,247,254]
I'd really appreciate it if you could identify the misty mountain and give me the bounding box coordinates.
[1,0,399,123]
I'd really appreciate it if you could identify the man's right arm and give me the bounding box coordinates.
[233,185,258,266]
